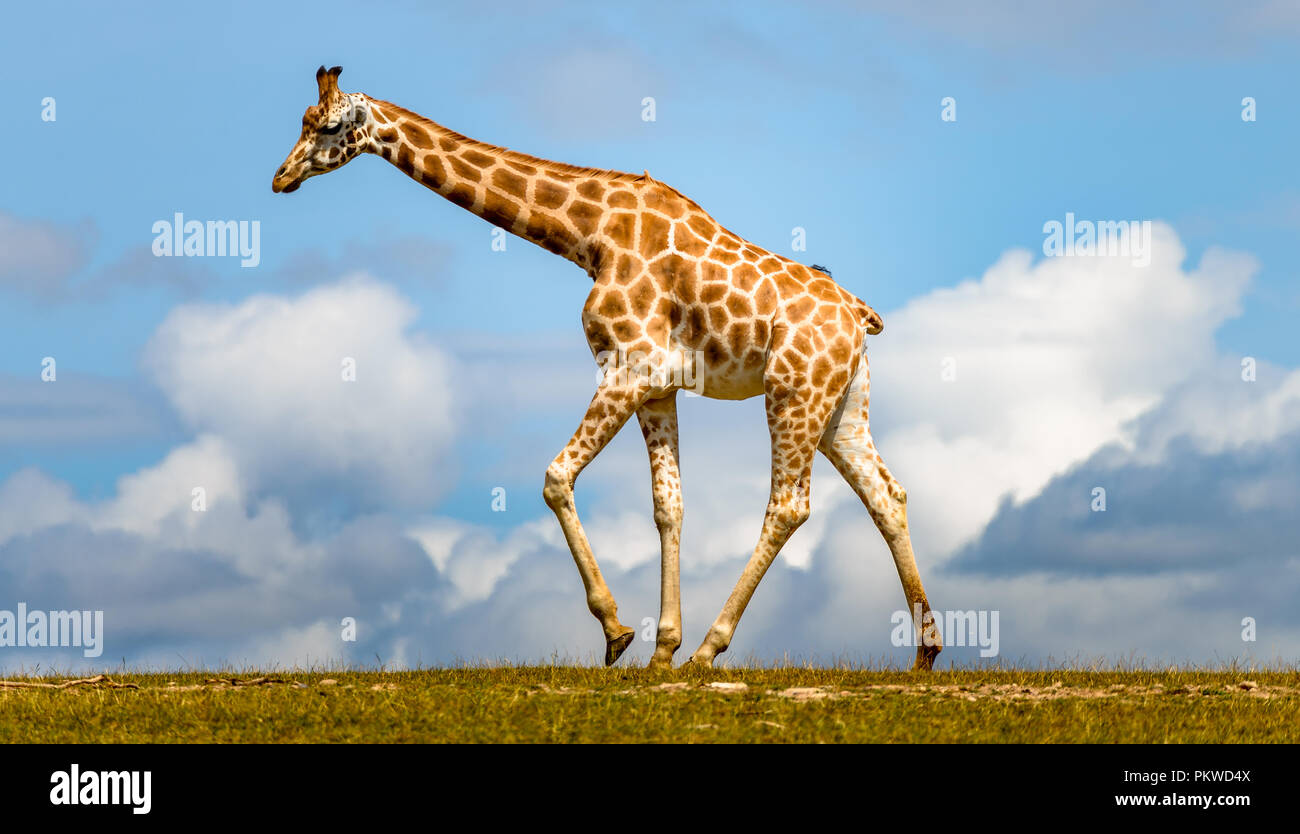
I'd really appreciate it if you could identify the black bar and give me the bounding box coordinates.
[5,743,1283,819]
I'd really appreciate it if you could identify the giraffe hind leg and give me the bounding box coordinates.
[818,363,942,670]
[687,345,848,667]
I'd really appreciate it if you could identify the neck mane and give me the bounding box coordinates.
[363,97,644,272]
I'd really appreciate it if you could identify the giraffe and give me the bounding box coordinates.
[272,66,943,670]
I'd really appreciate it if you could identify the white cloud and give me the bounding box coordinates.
[408,516,559,607]
[865,223,1256,555]
[95,434,242,537]
[1130,362,1300,462]
[228,618,352,669]
[3,232,1291,669]
[143,277,459,506]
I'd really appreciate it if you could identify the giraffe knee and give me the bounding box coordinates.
[652,494,682,533]
[865,480,908,528]
[542,463,573,511]
[877,465,907,504]
[768,493,811,535]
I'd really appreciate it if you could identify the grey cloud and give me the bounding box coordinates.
[276,235,455,287]
[844,0,1300,71]
[0,213,95,299]
[0,373,182,449]
[0,212,218,303]
[949,366,1300,579]
[949,433,1300,577]
[0,511,450,671]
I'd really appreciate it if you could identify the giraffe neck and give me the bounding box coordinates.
[363,96,634,272]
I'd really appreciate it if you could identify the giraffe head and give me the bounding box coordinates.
[271,66,371,193]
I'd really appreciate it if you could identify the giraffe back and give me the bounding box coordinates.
[581,175,881,400]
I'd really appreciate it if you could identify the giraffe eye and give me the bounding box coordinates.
[319,122,343,136]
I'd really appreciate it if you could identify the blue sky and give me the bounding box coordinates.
[1,1,1298,669]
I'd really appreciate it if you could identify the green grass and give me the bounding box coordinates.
[3,666,1298,743]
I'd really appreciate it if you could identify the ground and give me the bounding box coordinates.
[3,667,1297,743]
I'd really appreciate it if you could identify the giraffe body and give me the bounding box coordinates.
[274,67,941,669]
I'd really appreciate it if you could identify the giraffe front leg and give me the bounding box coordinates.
[636,395,683,669]
[544,374,657,666]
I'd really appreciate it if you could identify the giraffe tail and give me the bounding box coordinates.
[844,294,883,335]
[812,264,884,335]
[857,301,884,335]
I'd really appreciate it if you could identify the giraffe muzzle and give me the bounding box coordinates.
[271,175,300,194]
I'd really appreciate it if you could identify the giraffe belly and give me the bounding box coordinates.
[682,353,766,400]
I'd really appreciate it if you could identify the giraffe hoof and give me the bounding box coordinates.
[681,654,714,670]
[604,627,636,666]
[912,643,941,672]
[647,654,674,670]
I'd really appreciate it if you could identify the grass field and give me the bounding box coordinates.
[3,666,1297,743]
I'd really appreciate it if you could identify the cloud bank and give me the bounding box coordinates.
[2,223,1295,671]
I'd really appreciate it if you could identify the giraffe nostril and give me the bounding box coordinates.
[275,165,287,178]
